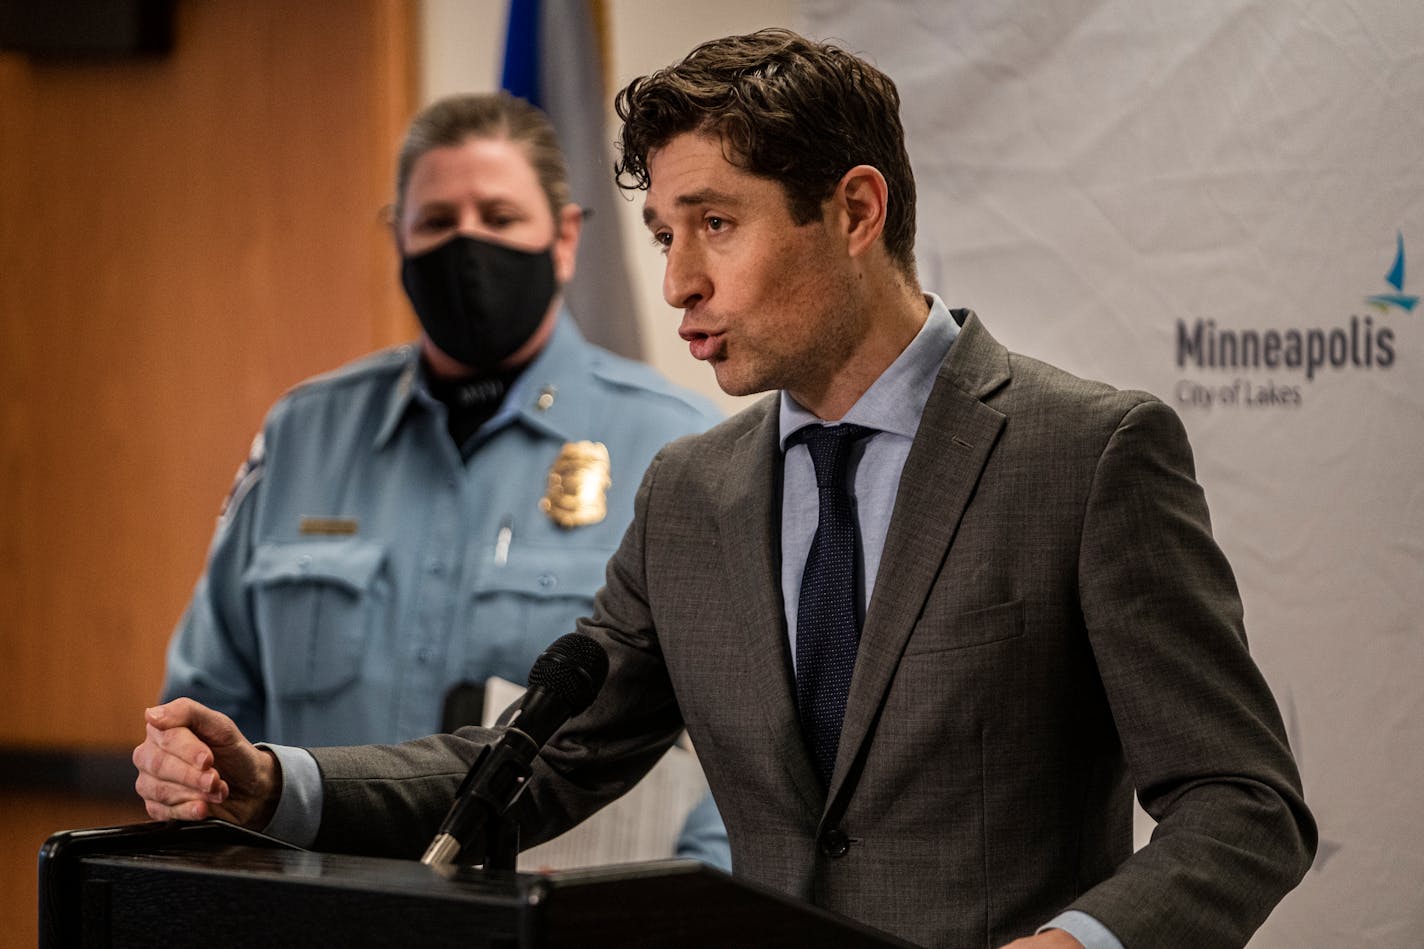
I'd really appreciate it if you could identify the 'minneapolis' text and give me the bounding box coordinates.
[1177,316,1394,381]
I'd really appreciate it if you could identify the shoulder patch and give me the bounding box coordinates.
[220,432,265,521]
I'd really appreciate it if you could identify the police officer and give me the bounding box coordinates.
[160,93,727,864]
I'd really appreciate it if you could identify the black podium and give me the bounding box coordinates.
[40,822,916,948]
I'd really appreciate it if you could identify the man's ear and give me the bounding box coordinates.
[553,203,584,284]
[836,164,889,260]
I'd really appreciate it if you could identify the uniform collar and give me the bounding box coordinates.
[373,308,594,450]
[480,309,594,444]
[373,347,422,450]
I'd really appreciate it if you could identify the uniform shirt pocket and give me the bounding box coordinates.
[244,538,387,699]
[466,545,612,684]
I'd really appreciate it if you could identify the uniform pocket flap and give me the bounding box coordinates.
[473,545,611,599]
[244,539,386,594]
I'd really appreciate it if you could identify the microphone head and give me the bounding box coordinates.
[527,633,609,716]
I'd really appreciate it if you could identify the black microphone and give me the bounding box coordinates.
[420,633,609,867]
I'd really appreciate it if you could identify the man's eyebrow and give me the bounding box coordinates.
[642,188,743,225]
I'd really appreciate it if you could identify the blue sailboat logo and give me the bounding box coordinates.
[1365,232,1419,313]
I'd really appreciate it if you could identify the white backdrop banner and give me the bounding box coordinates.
[801,1,1424,945]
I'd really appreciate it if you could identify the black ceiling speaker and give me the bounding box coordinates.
[0,0,175,58]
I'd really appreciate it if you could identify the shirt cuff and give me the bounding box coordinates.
[1040,910,1124,949]
[256,742,323,849]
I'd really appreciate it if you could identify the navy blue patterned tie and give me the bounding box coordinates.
[793,423,873,788]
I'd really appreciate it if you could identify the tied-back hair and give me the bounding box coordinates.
[614,28,917,278]
[394,92,571,226]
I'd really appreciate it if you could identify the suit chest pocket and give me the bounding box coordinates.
[903,598,1025,656]
[244,539,387,699]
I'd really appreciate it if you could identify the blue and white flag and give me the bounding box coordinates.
[502,0,643,359]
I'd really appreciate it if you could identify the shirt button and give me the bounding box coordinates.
[427,560,444,575]
[537,573,556,589]
[297,555,312,571]
[416,648,431,663]
[820,828,850,858]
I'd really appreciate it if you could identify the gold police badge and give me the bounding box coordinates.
[540,441,611,528]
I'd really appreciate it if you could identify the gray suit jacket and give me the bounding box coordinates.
[314,310,1315,948]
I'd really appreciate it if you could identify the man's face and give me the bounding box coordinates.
[642,133,866,407]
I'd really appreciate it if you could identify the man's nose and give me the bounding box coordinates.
[663,243,710,310]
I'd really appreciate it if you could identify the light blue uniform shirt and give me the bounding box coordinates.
[779,294,1120,949]
[165,313,719,745]
[167,312,729,866]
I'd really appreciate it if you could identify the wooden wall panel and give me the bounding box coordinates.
[0,0,417,748]
[0,2,417,944]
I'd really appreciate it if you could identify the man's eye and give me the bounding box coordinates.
[706,216,725,231]
[418,217,455,232]
[650,231,672,250]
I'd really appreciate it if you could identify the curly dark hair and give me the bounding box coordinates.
[614,28,916,278]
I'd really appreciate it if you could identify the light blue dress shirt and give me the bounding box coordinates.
[778,295,959,666]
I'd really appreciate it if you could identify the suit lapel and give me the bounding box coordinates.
[718,400,825,812]
[828,311,1011,804]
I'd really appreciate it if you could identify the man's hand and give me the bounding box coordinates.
[998,931,1084,949]
[132,698,280,829]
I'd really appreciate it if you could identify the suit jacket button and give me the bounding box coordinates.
[820,828,850,858]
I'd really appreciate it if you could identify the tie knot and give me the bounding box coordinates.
[794,423,874,489]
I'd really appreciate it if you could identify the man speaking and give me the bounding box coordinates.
[136,28,1315,949]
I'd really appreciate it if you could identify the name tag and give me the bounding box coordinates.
[299,516,359,536]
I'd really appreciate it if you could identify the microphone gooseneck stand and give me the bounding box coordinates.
[420,632,609,870]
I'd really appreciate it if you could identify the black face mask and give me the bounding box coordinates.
[400,234,557,373]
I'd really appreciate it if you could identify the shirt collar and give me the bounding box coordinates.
[487,308,589,443]
[373,307,590,450]
[778,293,959,449]
[373,347,422,449]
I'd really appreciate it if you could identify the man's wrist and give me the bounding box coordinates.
[1040,911,1122,949]
[255,743,323,848]
[250,747,282,829]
